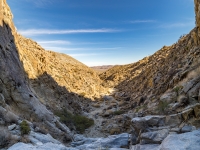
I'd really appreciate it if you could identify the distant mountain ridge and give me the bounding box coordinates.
[90,65,114,73]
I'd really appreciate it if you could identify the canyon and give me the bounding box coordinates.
[0,0,200,149]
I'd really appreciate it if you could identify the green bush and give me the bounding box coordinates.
[173,86,183,96]
[112,110,125,115]
[20,120,30,135]
[55,110,94,134]
[157,101,169,113]
[73,115,94,133]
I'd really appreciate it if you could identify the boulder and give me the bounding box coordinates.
[180,108,193,120]
[160,92,177,103]
[75,133,129,149]
[131,116,165,132]
[115,92,125,98]
[177,95,188,104]
[131,144,159,150]
[170,128,180,133]
[194,103,200,117]
[29,132,61,144]
[159,130,200,150]
[165,114,182,127]
[0,94,5,106]
[8,124,16,131]
[140,129,169,144]
[181,125,195,133]
[103,95,116,101]
[182,76,200,93]
[8,142,77,150]
[71,134,98,147]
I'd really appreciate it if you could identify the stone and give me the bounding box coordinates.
[170,102,181,110]
[0,94,5,106]
[28,137,43,146]
[131,116,165,132]
[181,108,193,120]
[73,134,86,142]
[160,92,177,103]
[170,128,180,133]
[29,131,61,144]
[140,129,169,144]
[71,134,98,147]
[182,76,200,93]
[110,148,128,150]
[7,142,74,150]
[103,95,115,101]
[110,127,121,135]
[177,95,188,104]
[181,125,195,133]
[131,144,159,150]
[159,129,200,150]
[74,133,129,149]
[165,114,182,127]
[115,92,125,98]
[8,124,16,131]
[194,103,200,117]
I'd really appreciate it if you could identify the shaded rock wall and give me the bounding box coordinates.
[0,0,72,143]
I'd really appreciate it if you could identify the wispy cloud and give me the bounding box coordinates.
[130,20,156,24]
[37,40,71,45]
[44,47,122,52]
[68,53,102,57]
[25,0,54,7]
[18,28,121,36]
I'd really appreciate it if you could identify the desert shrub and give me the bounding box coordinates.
[55,109,94,134]
[73,114,94,133]
[157,101,169,113]
[173,86,183,96]
[135,105,147,113]
[112,110,125,115]
[80,92,86,97]
[20,120,31,135]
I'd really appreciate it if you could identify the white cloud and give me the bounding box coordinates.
[68,53,102,57]
[37,40,71,45]
[130,20,156,24]
[43,47,122,52]
[25,0,54,7]
[18,28,121,36]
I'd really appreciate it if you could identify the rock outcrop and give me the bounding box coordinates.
[195,0,200,44]
[17,34,107,102]
[131,129,200,150]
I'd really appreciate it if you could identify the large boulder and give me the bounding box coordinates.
[159,130,200,150]
[74,133,129,149]
[28,131,61,145]
[131,115,165,132]
[131,144,159,150]
[8,142,76,150]
[140,129,169,144]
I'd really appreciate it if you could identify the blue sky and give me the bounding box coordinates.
[7,0,195,66]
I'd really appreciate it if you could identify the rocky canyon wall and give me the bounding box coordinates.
[0,0,72,144]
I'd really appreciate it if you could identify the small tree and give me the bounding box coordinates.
[20,120,30,135]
